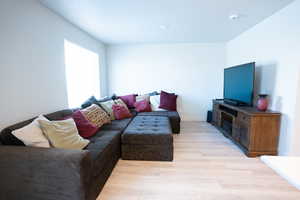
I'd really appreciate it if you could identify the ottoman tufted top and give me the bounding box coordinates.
[122,116,172,145]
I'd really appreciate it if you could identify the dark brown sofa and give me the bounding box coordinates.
[0,108,180,200]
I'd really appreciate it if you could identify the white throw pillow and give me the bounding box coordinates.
[12,115,50,148]
[100,100,116,120]
[150,95,167,111]
[38,118,90,150]
[136,94,150,102]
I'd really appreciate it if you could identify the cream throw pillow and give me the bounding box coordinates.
[81,104,111,127]
[12,115,50,148]
[150,95,167,111]
[100,100,116,120]
[114,99,129,110]
[38,118,89,150]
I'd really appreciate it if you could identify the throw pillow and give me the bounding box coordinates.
[96,94,119,104]
[68,110,98,138]
[150,95,167,111]
[81,95,117,109]
[100,100,116,120]
[119,94,136,108]
[81,104,111,127]
[148,91,159,96]
[81,96,97,109]
[38,118,89,150]
[112,104,132,120]
[159,91,178,111]
[11,115,50,148]
[114,99,129,110]
[136,94,150,102]
[134,99,152,112]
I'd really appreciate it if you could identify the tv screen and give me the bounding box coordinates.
[224,62,255,106]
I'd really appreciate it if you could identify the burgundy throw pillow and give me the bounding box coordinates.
[67,110,98,138]
[159,91,178,111]
[119,94,136,108]
[112,104,132,120]
[134,100,152,112]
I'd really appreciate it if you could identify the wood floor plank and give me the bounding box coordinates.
[98,122,300,200]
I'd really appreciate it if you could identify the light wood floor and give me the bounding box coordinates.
[98,122,300,200]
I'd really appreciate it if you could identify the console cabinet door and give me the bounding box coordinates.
[238,113,251,149]
[239,122,250,148]
[232,121,240,142]
[212,104,221,126]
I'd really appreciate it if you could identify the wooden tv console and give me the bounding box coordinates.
[212,100,281,157]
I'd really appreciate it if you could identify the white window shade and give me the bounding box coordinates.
[64,40,100,108]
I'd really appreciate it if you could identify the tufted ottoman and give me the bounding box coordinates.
[122,116,173,161]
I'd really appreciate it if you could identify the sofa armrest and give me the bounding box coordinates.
[0,146,93,200]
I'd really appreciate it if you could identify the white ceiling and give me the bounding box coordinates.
[39,0,294,45]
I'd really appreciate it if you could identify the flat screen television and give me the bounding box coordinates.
[224,62,255,106]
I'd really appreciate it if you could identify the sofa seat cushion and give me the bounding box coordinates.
[101,118,133,132]
[85,130,121,177]
[137,111,181,134]
[122,116,172,145]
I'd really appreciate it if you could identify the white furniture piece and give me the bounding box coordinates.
[261,156,300,190]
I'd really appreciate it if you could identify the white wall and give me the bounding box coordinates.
[227,0,300,155]
[107,44,226,121]
[0,0,107,130]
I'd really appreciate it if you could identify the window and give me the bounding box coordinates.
[64,40,100,108]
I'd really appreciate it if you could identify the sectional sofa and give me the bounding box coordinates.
[0,107,180,200]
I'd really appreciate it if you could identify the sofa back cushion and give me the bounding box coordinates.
[0,109,74,146]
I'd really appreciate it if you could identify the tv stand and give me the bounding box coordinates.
[212,100,281,157]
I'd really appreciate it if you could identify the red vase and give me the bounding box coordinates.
[257,95,268,111]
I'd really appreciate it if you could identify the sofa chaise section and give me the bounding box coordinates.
[0,146,92,200]
[0,109,122,200]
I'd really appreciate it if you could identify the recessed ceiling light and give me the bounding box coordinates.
[229,14,240,20]
[159,25,168,30]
